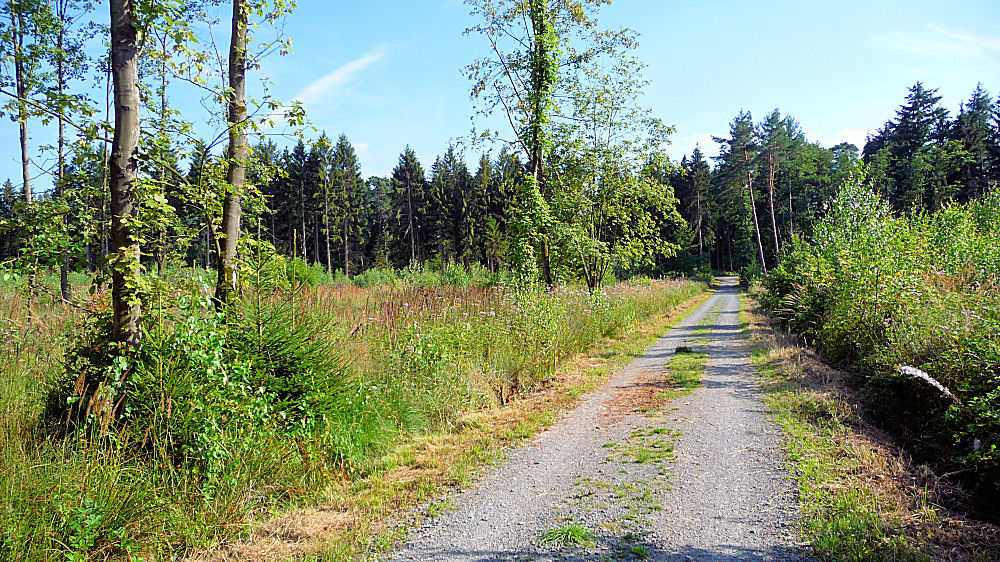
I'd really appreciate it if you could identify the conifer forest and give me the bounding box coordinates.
[1,1,999,560]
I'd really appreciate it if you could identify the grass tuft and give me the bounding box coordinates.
[538,524,597,547]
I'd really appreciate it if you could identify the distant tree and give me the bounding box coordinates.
[685,147,712,260]
[392,146,426,264]
[953,83,997,201]
[331,134,365,277]
[715,111,767,274]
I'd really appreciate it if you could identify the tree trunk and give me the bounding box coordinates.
[529,0,554,289]
[407,184,416,262]
[155,32,168,277]
[56,0,69,300]
[109,0,142,349]
[695,189,703,260]
[343,215,350,277]
[767,149,780,261]
[324,184,332,274]
[744,151,767,276]
[11,5,30,202]
[214,0,249,307]
[100,59,111,261]
[313,215,320,266]
[299,179,307,260]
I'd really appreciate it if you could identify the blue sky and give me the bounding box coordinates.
[4,0,1000,188]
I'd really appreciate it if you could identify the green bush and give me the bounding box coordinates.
[759,175,1000,515]
[351,267,399,288]
[285,257,330,288]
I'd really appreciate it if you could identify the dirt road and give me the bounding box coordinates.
[388,278,807,561]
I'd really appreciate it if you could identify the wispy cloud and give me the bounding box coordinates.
[877,24,1000,59]
[294,45,390,105]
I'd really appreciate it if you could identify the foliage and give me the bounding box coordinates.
[759,173,1000,514]
[0,269,704,559]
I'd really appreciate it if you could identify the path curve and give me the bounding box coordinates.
[387,278,807,561]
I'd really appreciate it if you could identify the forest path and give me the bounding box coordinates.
[386,278,807,561]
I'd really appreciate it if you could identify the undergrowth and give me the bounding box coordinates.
[0,267,704,561]
[743,297,1000,561]
[757,175,1000,516]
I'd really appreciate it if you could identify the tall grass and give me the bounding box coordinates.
[0,270,703,560]
[759,175,1000,517]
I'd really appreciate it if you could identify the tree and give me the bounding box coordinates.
[466,0,621,285]
[953,83,997,201]
[715,111,767,274]
[0,0,52,203]
[215,0,249,307]
[108,0,142,348]
[757,109,800,258]
[392,146,426,264]
[331,134,365,276]
[684,147,712,260]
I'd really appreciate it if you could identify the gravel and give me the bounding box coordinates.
[386,278,809,561]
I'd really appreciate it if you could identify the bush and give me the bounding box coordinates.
[285,258,330,288]
[759,176,1000,516]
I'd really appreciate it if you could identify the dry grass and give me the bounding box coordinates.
[603,370,679,423]
[187,290,713,561]
[743,298,1000,561]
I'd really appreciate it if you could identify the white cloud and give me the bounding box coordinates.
[293,45,390,105]
[666,132,720,162]
[876,24,1000,60]
[811,127,870,150]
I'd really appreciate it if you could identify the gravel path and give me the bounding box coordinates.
[387,278,807,561]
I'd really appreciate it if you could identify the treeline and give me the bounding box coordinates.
[864,82,1000,211]
[666,82,1000,277]
[245,139,524,276]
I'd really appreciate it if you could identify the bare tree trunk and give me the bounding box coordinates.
[744,150,767,276]
[767,149,780,260]
[312,215,320,266]
[788,190,794,240]
[324,184,332,274]
[695,189,703,260]
[109,0,142,349]
[11,5,30,202]
[343,215,350,277]
[407,185,416,262]
[299,179,307,260]
[215,0,248,307]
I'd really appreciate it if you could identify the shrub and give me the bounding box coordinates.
[759,176,1000,516]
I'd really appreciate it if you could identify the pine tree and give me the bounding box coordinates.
[953,83,997,200]
[331,134,365,277]
[714,111,767,274]
[392,146,426,265]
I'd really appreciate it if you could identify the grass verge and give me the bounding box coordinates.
[741,295,1000,562]
[190,288,714,561]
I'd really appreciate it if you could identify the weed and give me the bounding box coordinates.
[538,524,597,547]
[629,544,650,558]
